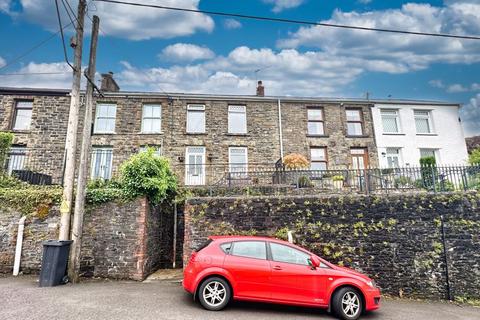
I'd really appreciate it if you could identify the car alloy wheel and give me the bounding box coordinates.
[198,277,231,311]
[341,291,360,318]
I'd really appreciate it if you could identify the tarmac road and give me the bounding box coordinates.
[0,276,478,320]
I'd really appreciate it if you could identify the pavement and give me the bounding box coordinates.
[0,275,479,320]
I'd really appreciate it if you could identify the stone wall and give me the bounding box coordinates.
[183,192,480,300]
[0,197,178,280]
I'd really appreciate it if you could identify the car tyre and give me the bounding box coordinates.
[198,277,231,311]
[332,287,363,320]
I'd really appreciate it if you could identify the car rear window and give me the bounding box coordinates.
[194,239,213,252]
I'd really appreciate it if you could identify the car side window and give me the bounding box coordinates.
[270,243,310,266]
[231,241,267,260]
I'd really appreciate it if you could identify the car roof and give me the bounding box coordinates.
[208,235,303,247]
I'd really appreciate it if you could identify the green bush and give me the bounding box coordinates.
[119,148,177,204]
[297,175,313,188]
[394,176,413,188]
[0,174,27,188]
[0,132,14,173]
[469,149,480,165]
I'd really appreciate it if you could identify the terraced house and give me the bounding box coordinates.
[0,76,469,187]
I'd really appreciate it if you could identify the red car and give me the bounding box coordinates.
[183,236,381,320]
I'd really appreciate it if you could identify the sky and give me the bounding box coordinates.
[0,0,479,136]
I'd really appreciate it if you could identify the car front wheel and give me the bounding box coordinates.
[198,277,231,311]
[332,287,363,320]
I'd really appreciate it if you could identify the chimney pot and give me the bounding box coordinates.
[256,80,265,97]
[101,72,120,92]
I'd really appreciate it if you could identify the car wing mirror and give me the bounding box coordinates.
[309,255,321,269]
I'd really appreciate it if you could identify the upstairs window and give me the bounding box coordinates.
[381,109,400,133]
[346,109,364,136]
[142,104,162,133]
[94,104,117,134]
[307,108,325,135]
[187,104,205,133]
[414,110,433,134]
[310,147,328,171]
[228,105,247,134]
[12,101,33,131]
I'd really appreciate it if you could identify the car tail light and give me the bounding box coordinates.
[189,252,198,264]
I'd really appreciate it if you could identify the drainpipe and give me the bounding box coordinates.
[277,99,284,160]
[13,216,27,276]
[172,202,177,269]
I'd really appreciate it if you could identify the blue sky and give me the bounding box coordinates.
[0,0,479,136]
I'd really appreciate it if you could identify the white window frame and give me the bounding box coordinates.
[94,103,117,134]
[307,107,325,136]
[186,104,206,134]
[229,147,248,174]
[90,147,113,180]
[380,109,401,134]
[141,104,162,133]
[414,110,434,134]
[7,146,26,174]
[139,145,162,157]
[228,105,247,134]
[419,148,438,161]
[385,147,402,168]
[13,101,33,131]
[185,146,206,186]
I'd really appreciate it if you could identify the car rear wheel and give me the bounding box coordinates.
[332,287,363,320]
[198,277,231,311]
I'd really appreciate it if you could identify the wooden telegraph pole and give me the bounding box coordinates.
[59,0,87,241]
[68,15,100,283]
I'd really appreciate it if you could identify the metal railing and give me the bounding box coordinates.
[177,163,480,195]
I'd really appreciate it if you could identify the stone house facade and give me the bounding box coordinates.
[1,86,382,185]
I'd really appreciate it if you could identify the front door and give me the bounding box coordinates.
[350,148,369,169]
[185,146,205,185]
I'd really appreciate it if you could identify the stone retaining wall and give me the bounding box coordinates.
[183,192,480,300]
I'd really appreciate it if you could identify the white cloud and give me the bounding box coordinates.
[447,84,470,93]
[0,56,5,68]
[263,0,305,13]
[0,0,11,13]
[223,18,242,30]
[0,61,72,88]
[429,79,444,88]
[461,93,480,137]
[9,0,214,40]
[278,1,480,73]
[430,80,480,93]
[358,0,372,4]
[160,43,215,62]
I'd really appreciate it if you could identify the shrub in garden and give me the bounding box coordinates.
[419,156,437,190]
[283,153,309,170]
[0,132,14,173]
[119,148,178,204]
[469,149,480,165]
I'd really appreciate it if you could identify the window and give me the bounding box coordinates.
[231,241,266,260]
[307,108,325,135]
[228,105,247,134]
[12,101,33,131]
[270,243,310,266]
[187,104,205,133]
[346,109,364,136]
[420,148,436,160]
[414,110,433,134]
[91,147,113,180]
[142,104,161,133]
[229,147,248,174]
[7,146,26,174]
[94,104,117,133]
[139,145,162,157]
[381,109,400,133]
[220,242,232,254]
[386,148,401,168]
[310,147,327,171]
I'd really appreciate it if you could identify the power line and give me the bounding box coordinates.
[94,0,480,41]
[0,21,74,72]
[55,0,75,70]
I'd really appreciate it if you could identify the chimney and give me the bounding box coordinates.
[256,80,265,97]
[100,71,120,92]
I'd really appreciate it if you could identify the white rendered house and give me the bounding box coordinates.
[371,101,469,168]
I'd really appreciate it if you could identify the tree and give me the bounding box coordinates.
[469,149,480,165]
[283,153,309,170]
[0,132,14,174]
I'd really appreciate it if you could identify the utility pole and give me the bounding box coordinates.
[59,0,87,241]
[68,15,100,283]
[68,16,100,283]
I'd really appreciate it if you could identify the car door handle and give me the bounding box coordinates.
[273,266,282,270]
